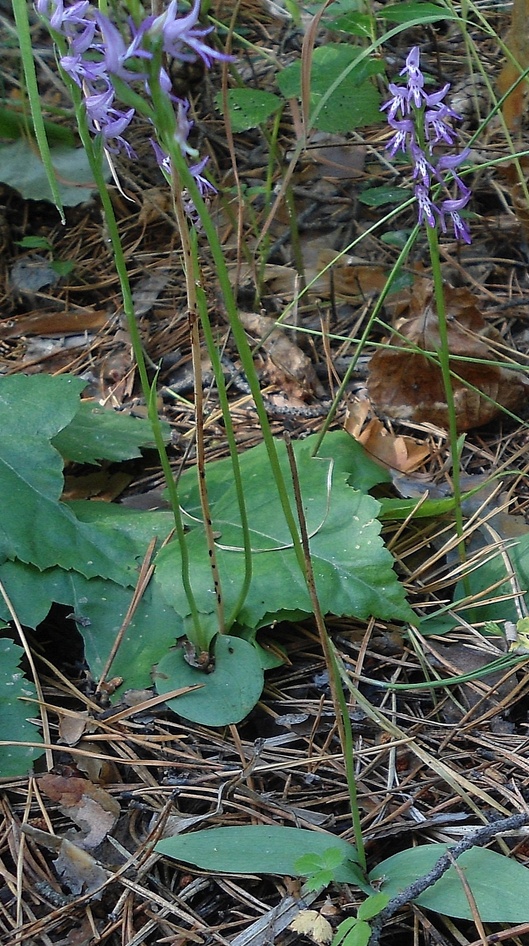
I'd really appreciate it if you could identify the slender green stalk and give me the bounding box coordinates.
[51,64,205,645]
[12,0,64,220]
[425,224,466,561]
[284,436,367,874]
[160,142,307,576]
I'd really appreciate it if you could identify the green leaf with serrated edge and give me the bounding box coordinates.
[215,89,282,132]
[0,374,137,583]
[0,563,182,694]
[0,639,43,777]
[155,434,413,632]
[379,2,457,22]
[53,400,170,464]
[66,573,184,690]
[155,826,370,890]
[0,501,173,615]
[372,846,529,921]
[154,635,264,726]
[277,46,383,133]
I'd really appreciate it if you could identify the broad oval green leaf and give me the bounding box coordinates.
[371,845,529,921]
[156,825,366,886]
[154,635,264,725]
[155,432,413,635]
[277,45,383,133]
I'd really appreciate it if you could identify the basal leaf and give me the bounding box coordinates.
[372,845,529,921]
[0,638,43,777]
[155,825,367,888]
[0,139,106,205]
[53,400,170,464]
[154,635,264,725]
[0,375,140,583]
[155,434,413,630]
[65,573,184,690]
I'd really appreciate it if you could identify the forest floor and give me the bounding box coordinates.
[2,1,529,944]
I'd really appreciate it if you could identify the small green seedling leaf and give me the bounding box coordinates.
[53,399,170,464]
[371,845,529,921]
[0,638,43,777]
[357,893,389,921]
[156,825,370,889]
[215,89,283,132]
[332,917,371,946]
[295,848,348,891]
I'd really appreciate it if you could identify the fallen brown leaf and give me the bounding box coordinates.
[40,772,120,849]
[345,398,430,472]
[367,283,529,431]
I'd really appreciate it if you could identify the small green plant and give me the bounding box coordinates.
[332,894,390,946]
[15,235,74,277]
[295,848,350,892]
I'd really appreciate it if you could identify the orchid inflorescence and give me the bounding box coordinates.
[382,46,471,244]
[36,0,230,209]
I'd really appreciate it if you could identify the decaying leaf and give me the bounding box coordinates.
[497,157,529,242]
[238,311,323,398]
[313,250,389,302]
[54,837,108,896]
[345,398,430,472]
[40,772,120,849]
[290,910,333,945]
[497,0,529,131]
[367,283,529,432]
[22,825,108,898]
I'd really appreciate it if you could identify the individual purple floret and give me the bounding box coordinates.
[382,46,471,243]
[151,0,229,67]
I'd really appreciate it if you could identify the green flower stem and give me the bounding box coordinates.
[148,60,254,629]
[13,0,64,220]
[57,71,205,648]
[285,436,366,874]
[425,223,466,561]
[149,129,306,578]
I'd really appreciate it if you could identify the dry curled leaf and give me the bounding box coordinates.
[345,398,430,472]
[40,772,120,849]
[367,283,529,432]
[238,311,323,398]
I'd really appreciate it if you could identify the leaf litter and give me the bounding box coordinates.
[2,3,529,946]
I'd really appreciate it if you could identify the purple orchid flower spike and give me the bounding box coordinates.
[382,46,472,242]
[37,0,229,217]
